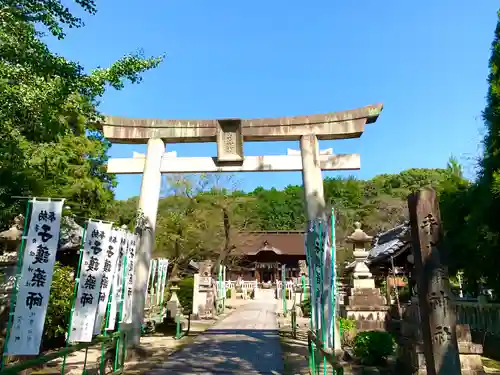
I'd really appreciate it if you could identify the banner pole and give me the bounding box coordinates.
[331,208,337,349]
[318,220,327,375]
[0,200,32,370]
[149,260,156,312]
[61,221,88,375]
[100,285,114,374]
[305,222,317,374]
[115,250,128,371]
[156,260,162,321]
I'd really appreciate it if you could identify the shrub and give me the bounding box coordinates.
[43,262,75,349]
[226,289,231,298]
[175,277,194,314]
[300,297,311,317]
[353,330,395,365]
[340,317,357,346]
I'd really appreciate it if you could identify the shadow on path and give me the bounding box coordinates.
[146,301,284,374]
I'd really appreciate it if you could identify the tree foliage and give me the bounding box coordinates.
[109,167,468,276]
[0,0,163,227]
[463,10,500,294]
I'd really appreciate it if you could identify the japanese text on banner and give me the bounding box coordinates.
[106,230,127,331]
[122,232,138,324]
[69,221,112,342]
[159,259,169,305]
[6,200,64,355]
[93,229,122,335]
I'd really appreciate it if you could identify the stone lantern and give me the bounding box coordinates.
[348,222,374,289]
[167,275,182,319]
[0,215,24,313]
[345,222,389,332]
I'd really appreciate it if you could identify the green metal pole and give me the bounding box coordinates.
[175,310,181,340]
[331,208,337,352]
[156,260,163,321]
[305,223,316,375]
[282,264,287,317]
[100,283,115,375]
[1,201,31,370]
[61,222,88,375]
[313,222,321,369]
[149,259,156,313]
[319,221,327,375]
[159,260,168,321]
[114,253,128,372]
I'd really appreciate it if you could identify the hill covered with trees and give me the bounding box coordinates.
[105,165,469,278]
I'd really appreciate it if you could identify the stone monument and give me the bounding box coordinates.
[405,188,484,375]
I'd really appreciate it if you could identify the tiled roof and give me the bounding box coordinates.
[345,222,411,270]
[233,231,306,256]
[367,221,410,262]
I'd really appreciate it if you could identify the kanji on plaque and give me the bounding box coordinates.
[6,199,65,355]
[68,220,112,342]
[106,230,127,331]
[92,228,122,335]
[122,232,139,324]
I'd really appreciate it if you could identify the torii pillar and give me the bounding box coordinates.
[99,103,383,347]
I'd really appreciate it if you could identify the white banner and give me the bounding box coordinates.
[159,259,169,307]
[322,220,334,348]
[121,232,138,324]
[106,231,127,331]
[156,260,163,305]
[145,259,155,303]
[306,220,322,333]
[149,259,157,305]
[6,200,64,355]
[93,229,122,335]
[69,220,112,342]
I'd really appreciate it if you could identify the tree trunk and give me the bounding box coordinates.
[212,207,233,311]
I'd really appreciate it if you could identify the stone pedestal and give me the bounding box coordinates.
[196,261,214,318]
[345,288,389,331]
[191,273,201,319]
[398,301,485,375]
[166,286,181,319]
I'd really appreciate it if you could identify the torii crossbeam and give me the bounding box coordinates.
[100,103,383,348]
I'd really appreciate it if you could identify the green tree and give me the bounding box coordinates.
[470,10,500,293]
[154,174,257,276]
[0,0,163,227]
[43,262,75,349]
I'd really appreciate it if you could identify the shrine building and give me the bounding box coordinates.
[228,231,307,283]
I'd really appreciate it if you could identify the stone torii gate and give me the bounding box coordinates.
[100,103,383,347]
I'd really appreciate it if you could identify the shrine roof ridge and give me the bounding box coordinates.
[98,103,383,144]
[240,230,304,234]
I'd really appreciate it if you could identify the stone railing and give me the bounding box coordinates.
[455,300,500,335]
[276,280,295,299]
[225,280,257,290]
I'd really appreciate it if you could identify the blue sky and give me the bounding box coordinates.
[48,1,498,200]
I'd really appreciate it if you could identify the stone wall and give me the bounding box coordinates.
[392,300,485,375]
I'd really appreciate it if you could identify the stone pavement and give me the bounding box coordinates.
[148,299,284,374]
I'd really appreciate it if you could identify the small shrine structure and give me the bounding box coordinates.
[229,231,307,284]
